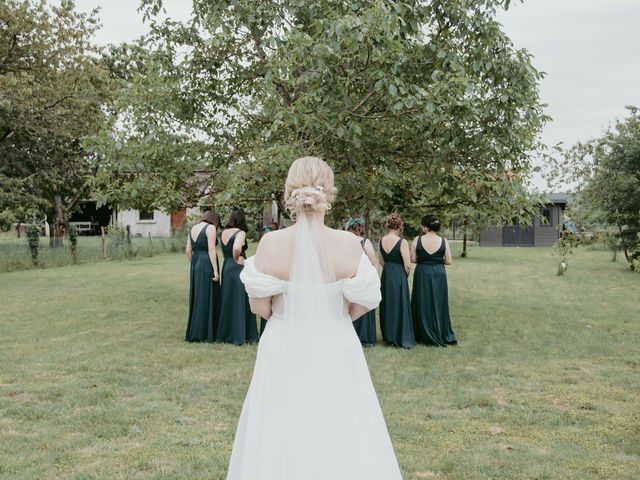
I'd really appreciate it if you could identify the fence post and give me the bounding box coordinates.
[101,226,107,260]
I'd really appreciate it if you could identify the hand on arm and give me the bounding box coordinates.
[248,232,273,318]
[400,239,412,275]
[410,236,418,263]
[206,226,219,281]
[233,230,246,265]
[377,240,385,267]
[363,239,377,267]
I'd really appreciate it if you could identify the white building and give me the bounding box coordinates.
[116,207,202,237]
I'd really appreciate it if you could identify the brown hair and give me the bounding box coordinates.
[201,210,221,228]
[346,217,365,236]
[386,213,403,231]
[225,208,249,232]
[347,223,364,236]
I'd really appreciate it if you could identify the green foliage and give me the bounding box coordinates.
[96,0,548,229]
[565,107,640,271]
[552,230,578,276]
[25,225,39,265]
[68,224,79,262]
[602,230,621,262]
[0,0,114,240]
[106,225,135,259]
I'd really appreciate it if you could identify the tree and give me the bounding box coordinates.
[0,0,112,243]
[565,106,640,271]
[96,0,548,230]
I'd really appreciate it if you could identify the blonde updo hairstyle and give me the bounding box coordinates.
[284,156,337,219]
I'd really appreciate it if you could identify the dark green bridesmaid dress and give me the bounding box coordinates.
[185,225,220,342]
[379,238,415,348]
[411,236,457,346]
[353,238,377,346]
[217,230,258,345]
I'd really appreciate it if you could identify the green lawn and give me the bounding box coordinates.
[0,231,185,272]
[1,245,638,479]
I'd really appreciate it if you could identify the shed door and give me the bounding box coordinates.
[503,223,534,246]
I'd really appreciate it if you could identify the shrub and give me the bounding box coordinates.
[26,225,40,265]
[552,231,578,276]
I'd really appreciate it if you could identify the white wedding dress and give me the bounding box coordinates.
[227,214,402,479]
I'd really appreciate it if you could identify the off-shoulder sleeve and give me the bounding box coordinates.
[239,256,286,298]
[341,253,381,310]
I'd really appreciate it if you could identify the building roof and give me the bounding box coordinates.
[547,192,573,205]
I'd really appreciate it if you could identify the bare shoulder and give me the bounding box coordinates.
[256,230,277,251]
[329,228,362,249]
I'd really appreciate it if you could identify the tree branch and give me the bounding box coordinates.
[350,89,376,114]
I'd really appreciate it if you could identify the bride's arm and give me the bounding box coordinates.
[247,233,274,318]
[249,297,272,319]
[349,303,369,321]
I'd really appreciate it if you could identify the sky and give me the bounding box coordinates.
[71,0,640,189]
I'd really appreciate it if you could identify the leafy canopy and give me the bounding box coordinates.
[95,0,548,228]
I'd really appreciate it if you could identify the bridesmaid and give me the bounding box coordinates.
[217,208,258,345]
[259,221,279,337]
[379,213,415,348]
[185,210,221,342]
[411,214,457,346]
[346,216,377,346]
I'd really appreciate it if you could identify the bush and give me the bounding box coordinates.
[26,225,39,265]
[552,231,578,276]
[69,224,79,263]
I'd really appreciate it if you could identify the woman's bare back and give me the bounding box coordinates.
[254,224,363,281]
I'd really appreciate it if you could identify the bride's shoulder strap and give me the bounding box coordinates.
[240,256,286,298]
[341,253,381,310]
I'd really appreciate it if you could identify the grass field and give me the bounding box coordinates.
[1,244,639,479]
[0,231,186,272]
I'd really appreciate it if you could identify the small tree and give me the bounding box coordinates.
[68,224,79,263]
[565,107,640,271]
[26,225,39,265]
[552,231,578,276]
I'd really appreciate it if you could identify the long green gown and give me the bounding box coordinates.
[217,230,258,345]
[185,225,220,342]
[352,238,377,346]
[379,238,415,348]
[411,236,457,346]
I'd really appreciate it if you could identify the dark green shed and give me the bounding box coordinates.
[479,194,569,247]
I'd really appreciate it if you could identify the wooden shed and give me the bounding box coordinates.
[479,194,569,247]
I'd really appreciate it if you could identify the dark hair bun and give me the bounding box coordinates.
[421,214,442,232]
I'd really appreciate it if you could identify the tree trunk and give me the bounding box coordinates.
[49,193,68,247]
[618,225,630,262]
[461,222,468,258]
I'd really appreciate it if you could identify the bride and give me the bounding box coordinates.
[227,157,403,479]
